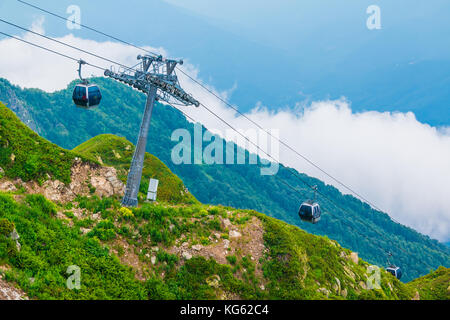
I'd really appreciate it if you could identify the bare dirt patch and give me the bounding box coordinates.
[167,215,266,279]
[0,265,27,300]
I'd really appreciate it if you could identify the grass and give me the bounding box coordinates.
[73,134,198,204]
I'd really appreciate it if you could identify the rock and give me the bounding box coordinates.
[112,150,121,159]
[182,251,192,260]
[169,224,175,232]
[151,256,156,265]
[152,246,159,252]
[359,281,367,290]
[80,227,91,235]
[9,230,21,252]
[214,233,221,239]
[339,251,346,259]
[387,282,393,291]
[181,242,188,248]
[350,252,359,264]
[260,284,265,291]
[229,230,241,238]
[206,275,220,288]
[343,265,356,280]
[10,153,15,162]
[333,277,341,294]
[223,239,230,249]
[10,229,19,241]
[412,291,420,300]
[0,181,16,192]
[317,287,330,297]
[192,244,203,251]
[221,218,232,229]
[341,288,348,298]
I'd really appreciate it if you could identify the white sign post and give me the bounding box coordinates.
[147,178,159,201]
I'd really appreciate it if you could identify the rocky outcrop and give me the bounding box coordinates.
[0,278,27,300]
[0,158,125,202]
[0,265,27,300]
[1,86,39,134]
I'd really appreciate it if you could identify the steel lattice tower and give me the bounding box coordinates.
[104,55,199,207]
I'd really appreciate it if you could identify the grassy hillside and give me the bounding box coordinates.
[0,191,419,300]
[406,266,450,300]
[1,77,448,281]
[0,102,77,184]
[0,106,445,300]
[73,134,198,205]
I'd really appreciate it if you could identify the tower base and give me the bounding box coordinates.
[121,196,138,208]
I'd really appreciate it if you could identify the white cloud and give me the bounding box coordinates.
[1,19,449,242]
[0,17,166,92]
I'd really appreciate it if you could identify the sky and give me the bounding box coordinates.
[2,0,450,125]
[0,6,449,243]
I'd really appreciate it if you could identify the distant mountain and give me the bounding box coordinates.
[0,77,449,282]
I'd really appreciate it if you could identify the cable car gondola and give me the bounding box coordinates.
[72,59,102,109]
[385,252,402,279]
[298,185,321,224]
[386,265,402,280]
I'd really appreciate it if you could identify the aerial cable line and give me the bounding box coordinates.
[2,20,445,270]
[0,22,310,207]
[0,18,139,73]
[198,100,445,269]
[17,0,160,58]
[0,19,308,201]
[0,30,105,71]
[16,0,395,222]
[0,18,317,204]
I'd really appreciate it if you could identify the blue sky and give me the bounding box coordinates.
[2,0,450,124]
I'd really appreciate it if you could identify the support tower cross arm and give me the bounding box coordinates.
[105,55,199,207]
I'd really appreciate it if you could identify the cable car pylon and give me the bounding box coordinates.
[104,54,199,207]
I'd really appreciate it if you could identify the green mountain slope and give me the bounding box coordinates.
[406,266,450,300]
[0,105,446,300]
[0,101,78,184]
[0,77,448,282]
[73,134,198,205]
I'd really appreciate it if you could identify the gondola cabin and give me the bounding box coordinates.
[72,83,102,109]
[386,266,402,280]
[298,202,321,224]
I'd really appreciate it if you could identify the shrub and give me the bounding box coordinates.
[120,207,134,220]
[226,255,237,265]
[0,218,14,236]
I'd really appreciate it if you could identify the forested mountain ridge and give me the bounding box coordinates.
[0,101,448,300]
[0,77,448,282]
